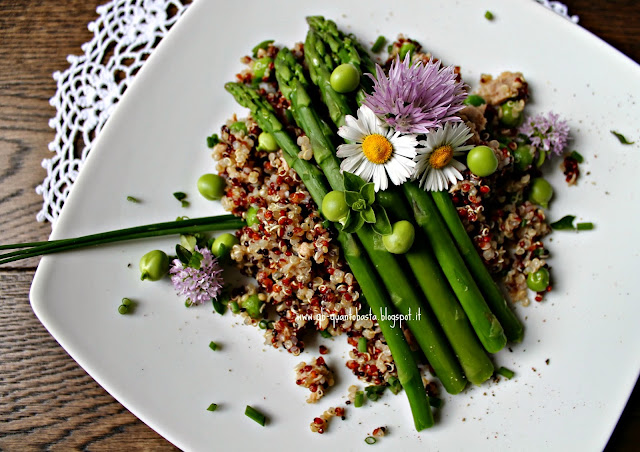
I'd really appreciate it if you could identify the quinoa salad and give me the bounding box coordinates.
[169,17,584,435]
[45,15,582,438]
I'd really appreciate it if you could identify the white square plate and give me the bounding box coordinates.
[30,0,640,450]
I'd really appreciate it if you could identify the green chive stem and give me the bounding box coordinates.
[0,215,244,265]
[371,35,386,53]
[357,336,368,353]
[245,405,266,426]
[496,366,515,379]
[577,222,594,230]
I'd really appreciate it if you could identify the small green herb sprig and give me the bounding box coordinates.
[340,172,391,235]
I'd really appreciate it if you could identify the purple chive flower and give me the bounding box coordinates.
[363,54,468,134]
[518,111,570,156]
[170,246,224,305]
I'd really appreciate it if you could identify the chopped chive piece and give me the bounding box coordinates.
[209,341,219,351]
[117,304,129,315]
[357,336,368,353]
[569,150,584,163]
[121,297,133,307]
[258,319,269,329]
[577,222,594,230]
[371,35,386,53]
[320,329,333,339]
[206,133,220,148]
[354,391,364,407]
[485,10,494,20]
[126,196,140,203]
[398,42,415,61]
[173,192,187,201]
[364,385,386,401]
[496,366,515,379]
[611,130,635,145]
[230,301,240,314]
[387,376,402,395]
[428,396,443,409]
[365,436,377,445]
[245,405,266,426]
[550,215,576,230]
[252,39,274,57]
[207,403,218,412]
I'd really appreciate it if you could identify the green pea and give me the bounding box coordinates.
[257,131,278,152]
[211,233,239,258]
[467,145,498,177]
[528,177,553,208]
[230,121,248,135]
[499,100,524,127]
[197,173,225,201]
[322,190,349,222]
[399,42,416,61]
[512,143,534,171]
[526,267,550,292]
[463,94,486,107]
[246,206,260,226]
[253,56,273,80]
[139,250,170,281]
[241,294,263,319]
[330,63,360,94]
[382,220,415,254]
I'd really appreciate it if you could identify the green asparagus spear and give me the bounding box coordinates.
[306,17,377,106]
[274,50,467,394]
[306,16,377,78]
[224,81,433,430]
[302,30,353,127]
[303,19,510,354]
[379,191,495,385]
[404,182,507,354]
[431,191,524,342]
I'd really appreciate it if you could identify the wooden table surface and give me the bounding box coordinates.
[0,1,638,450]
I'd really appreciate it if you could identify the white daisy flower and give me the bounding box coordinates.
[413,122,474,191]
[337,105,418,192]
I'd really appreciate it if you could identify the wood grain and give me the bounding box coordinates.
[0,1,637,450]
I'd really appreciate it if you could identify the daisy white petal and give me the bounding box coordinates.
[337,143,363,158]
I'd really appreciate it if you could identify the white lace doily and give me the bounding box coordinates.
[37,0,577,226]
[37,0,190,224]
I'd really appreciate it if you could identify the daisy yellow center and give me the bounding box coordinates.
[429,145,454,169]
[362,134,393,164]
